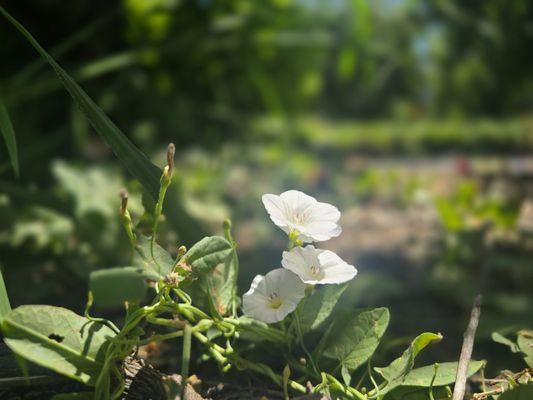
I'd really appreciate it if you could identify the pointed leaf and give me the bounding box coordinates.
[0,99,19,177]
[90,267,147,307]
[2,305,116,385]
[375,332,443,384]
[384,386,450,400]
[299,283,348,333]
[0,6,161,199]
[322,307,389,372]
[402,361,483,387]
[0,266,11,323]
[184,236,232,275]
[492,331,520,353]
[382,361,483,397]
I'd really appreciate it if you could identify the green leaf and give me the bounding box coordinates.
[0,98,19,177]
[492,331,520,353]
[133,235,175,280]
[384,386,450,400]
[322,307,389,372]
[89,267,147,307]
[499,385,533,400]
[0,265,11,323]
[184,236,232,275]
[299,283,348,333]
[2,305,116,385]
[0,6,161,199]
[375,332,443,387]
[517,330,533,368]
[215,244,239,315]
[401,361,483,387]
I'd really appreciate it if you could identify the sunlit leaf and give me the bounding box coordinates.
[191,245,239,316]
[2,305,116,385]
[184,236,232,275]
[0,6,161,199]
[375,332,443,386]
[322,307,389,372]
[90,267,147,307]
[0,98,19,177]
[402,361,483,387]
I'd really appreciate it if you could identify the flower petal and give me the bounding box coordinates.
[282,245,357,285]
[262,194,289,228]
[242,268,305,323]
[318,250,357,284]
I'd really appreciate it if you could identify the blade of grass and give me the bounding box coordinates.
[0,265,12,323]
[0,98,19,177]
[0,6,162,199]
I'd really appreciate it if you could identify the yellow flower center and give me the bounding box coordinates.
[269,293,283,309]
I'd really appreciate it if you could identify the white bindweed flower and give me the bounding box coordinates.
[282,245,357,285]
[242,268,306,323]
[262,190,341,242]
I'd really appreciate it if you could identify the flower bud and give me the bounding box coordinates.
[177,245,187,258]
[119,188,128,215]
[166,143,175,175]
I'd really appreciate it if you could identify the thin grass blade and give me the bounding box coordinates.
[0,265,12,323]
[0,6,161,199]
[0,99,19,177]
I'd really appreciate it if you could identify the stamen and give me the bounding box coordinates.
[310,265,320,275]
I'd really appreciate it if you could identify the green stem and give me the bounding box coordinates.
[181,324,192,396]
[150,178,170,266]
[294,309,320,376]
[138,330,184,346]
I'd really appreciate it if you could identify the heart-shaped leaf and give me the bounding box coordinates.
[90,267,147,307]
[2,305,116,385]
[322,307,389,372]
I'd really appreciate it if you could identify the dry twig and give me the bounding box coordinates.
[452,294,482,400]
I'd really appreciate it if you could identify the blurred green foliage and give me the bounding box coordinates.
[0,0,532,380]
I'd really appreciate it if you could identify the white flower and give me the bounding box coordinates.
[282,245,357,285]
[242,268,306,323]
[262,190,341,243]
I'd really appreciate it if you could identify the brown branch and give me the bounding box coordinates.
[452,294,482,400]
